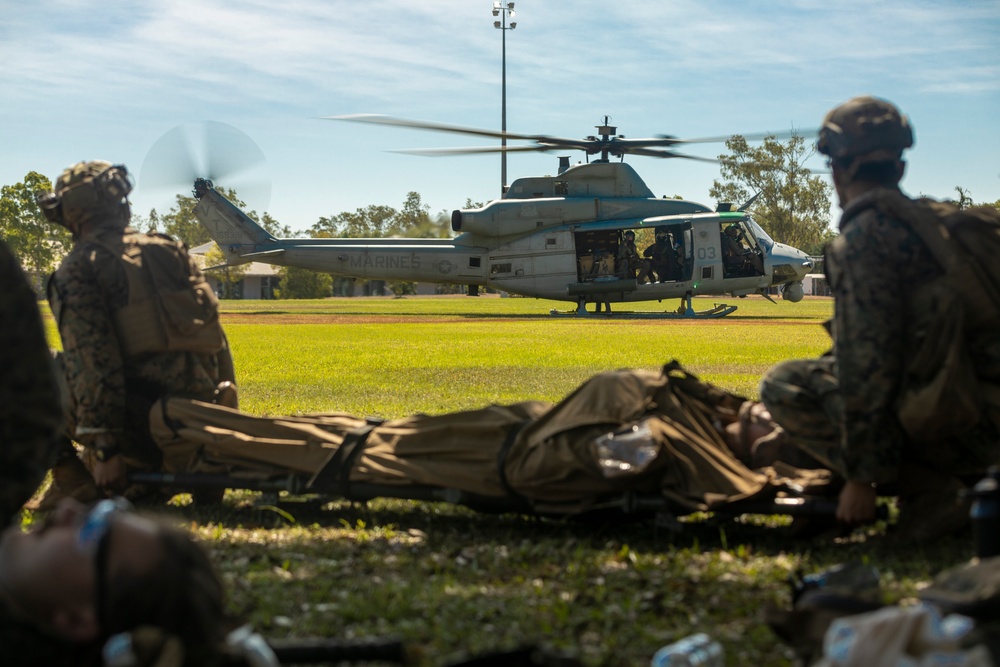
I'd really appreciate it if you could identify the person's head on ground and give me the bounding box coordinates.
[35,161,133,239]
[0,497,225,655]
[817,96,913,208]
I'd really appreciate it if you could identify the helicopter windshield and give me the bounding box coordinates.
[745,218,774,253]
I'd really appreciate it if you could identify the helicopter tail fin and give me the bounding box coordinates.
[192,180,277,264]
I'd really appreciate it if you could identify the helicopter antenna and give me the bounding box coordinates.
[738,191,762,211]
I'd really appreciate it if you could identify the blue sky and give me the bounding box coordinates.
[3,0,998,234]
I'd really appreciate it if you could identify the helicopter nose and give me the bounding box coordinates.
[769,244,815,285]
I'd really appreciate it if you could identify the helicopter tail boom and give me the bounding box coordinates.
[192,180,277,264]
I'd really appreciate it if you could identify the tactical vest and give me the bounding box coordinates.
[91,232,225,358]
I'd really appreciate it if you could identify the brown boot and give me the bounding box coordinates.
[25,453,103,512]
[893,464,971,543]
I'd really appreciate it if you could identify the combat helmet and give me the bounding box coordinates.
[36,160,132,234]
[817,96,913,167]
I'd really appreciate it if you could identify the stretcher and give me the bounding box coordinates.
[138,363,867,525]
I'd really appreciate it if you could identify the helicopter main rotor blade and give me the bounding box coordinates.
[331,114,608,152]
[664,128,820,145]
[730,159,831,175]
[622,147,720,162]
[331,114,546,144]
[390,145,556,156]
[330,114,819,164]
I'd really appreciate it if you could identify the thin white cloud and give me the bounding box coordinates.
[6,0,996,118]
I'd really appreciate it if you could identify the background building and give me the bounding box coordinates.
[189,242,281,299]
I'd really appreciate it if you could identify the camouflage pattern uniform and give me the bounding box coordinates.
[48,222,230,470]
[0,238,63,517]
[761,189,1000,485]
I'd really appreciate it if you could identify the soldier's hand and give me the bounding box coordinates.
[836,480,877,524]
[93,455,127,493]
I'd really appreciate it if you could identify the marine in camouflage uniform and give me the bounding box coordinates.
[39,160,235,494]
[617,230,652,283]
[643,226,679,282]
[759,97,1000,535]
[0,238,63,517]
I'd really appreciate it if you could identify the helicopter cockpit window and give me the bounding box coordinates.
[745,218,774,253]
[721,220,765,279]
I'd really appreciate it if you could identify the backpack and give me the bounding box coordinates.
[877,194,1000,328]
[871,192,1000,443]
[100,232,225,358]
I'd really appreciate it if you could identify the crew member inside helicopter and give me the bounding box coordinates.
[722,223,764,278]
[644,226,680,282]
[722,224,745,264]
[617,230,652,283]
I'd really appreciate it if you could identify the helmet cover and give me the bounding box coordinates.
[817,96,913,164]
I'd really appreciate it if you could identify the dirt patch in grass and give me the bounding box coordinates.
[221,314,504,325]
[221,313,813,326]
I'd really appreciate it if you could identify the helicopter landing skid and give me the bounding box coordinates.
[639,302,737,319]
[550,295,737,319]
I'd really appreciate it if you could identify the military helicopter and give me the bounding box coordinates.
[189,116,814,316]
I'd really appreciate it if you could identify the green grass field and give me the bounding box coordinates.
[222,295,833,416]
[41,295,974,666]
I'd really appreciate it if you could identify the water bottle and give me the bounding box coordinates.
[969,467,1000,560]
[650,633,724,667]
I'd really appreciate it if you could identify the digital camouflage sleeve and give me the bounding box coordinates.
[0,238,63,518]
[823,189,940,483]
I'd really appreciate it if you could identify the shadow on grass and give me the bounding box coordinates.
[163,492,974,569]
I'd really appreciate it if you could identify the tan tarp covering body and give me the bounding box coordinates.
[150,362,823,515]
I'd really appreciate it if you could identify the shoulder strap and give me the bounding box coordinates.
[871,191,960,272]
[872,191,999,323]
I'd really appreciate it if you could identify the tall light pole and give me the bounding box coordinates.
[492,2,516,194]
